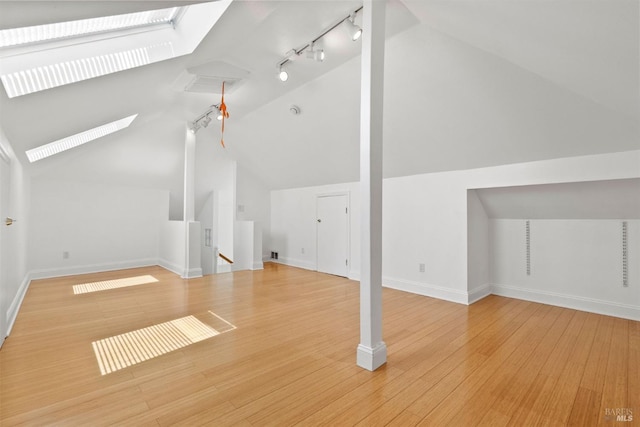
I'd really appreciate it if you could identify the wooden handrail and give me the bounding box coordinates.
[218,253,234,264]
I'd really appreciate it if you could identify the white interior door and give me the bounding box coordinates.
[317,194,349,277]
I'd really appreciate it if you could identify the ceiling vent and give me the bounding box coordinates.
[172,60,249,94]
[184,75,242,94]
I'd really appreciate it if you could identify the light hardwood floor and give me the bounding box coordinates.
[1,263,637,426]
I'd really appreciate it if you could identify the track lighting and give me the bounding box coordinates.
[344,15,362,41]
[213,105,223,120]
[274,6,362,83]
[189,122,200,134]
[306,42,324,62]
[189,103,224,133]
[277,63,289,82]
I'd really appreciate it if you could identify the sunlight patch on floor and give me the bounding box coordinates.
[92,312,236,375]
[73,275,158,294]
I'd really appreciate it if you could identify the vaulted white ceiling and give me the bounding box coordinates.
[0,1,638,209]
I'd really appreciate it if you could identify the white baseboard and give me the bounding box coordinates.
[182,268,203,279]
[349,272,485,305]
[217,264,232,274]
[29,258,158,280]
[357,342,387,371]
[157,259,183,276]
[273,257,316,272]
[491,284,640,321]
[382,276,469,305]
[252,261,264,270]
[468,284,492,304]
[6,272,32,337]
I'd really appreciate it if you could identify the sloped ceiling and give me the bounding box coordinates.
[0,0,638,203]
[476,178,640,220]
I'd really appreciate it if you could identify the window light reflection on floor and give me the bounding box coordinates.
[73,275,158,294]
[92,312,236,375]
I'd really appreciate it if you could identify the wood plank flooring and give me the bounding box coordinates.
[0,263,637,426]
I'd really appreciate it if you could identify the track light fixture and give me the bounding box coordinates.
[306,42,324,62]
[190,103,224,134]
[213,105,223,120]
[275,6,362,82]
[189,122,200,134]
[344,14,362,41]
[277,63,289,82]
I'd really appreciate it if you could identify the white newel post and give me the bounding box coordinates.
[357,0,387,371]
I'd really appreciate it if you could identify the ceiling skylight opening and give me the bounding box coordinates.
[0,7,182,49]
[26,114,138,162]
[0,1,232,98]
[1,42,174,98]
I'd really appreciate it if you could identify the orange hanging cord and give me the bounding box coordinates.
[219,81,230,148]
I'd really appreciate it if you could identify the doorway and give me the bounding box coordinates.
[316,193,349,277]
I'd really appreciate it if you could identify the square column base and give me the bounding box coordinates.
[357,342,387,371]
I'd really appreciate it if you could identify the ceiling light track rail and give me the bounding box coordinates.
[276,6,363,81]
[189,104,223,133]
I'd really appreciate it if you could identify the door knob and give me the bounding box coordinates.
[317,219,321,223]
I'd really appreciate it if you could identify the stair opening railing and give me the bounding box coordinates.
[218,252,233,264]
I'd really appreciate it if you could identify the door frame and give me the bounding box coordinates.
[316,191,350,276]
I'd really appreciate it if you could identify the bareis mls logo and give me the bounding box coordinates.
[604,408,633,422]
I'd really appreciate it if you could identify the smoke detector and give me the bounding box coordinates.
[289,105,301,115]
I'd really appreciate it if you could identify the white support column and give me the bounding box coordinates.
[357,0,387,371]
[184,125,196,223]
[182,125,200,279]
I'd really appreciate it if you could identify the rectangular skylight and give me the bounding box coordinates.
[0,7,180,48]
[26,114,137,162]
[0,2,232,98]
[1,42,174,98]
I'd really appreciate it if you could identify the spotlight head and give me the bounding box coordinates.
[214,105,223,120]
[277,63,289,82]
[344,16,362,41]
[306,48,324,62]
[188,122,200,134]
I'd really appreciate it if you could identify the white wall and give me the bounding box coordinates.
[29,179,169,278]
[186,221,202,278]
[467,190,490,302]
[271,151,640,314]
[158,220,185,275]
[491,219,640,320]
[0,129,30,341]
[197,192,214,275]
[234,221,263,271]
[236,163,271,260]
[271,182,359,273]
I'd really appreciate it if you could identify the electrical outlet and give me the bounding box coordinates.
[419,263,425,273]
[63,251,70,259]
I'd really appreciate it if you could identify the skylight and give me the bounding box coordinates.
[0,7,181,48]
[26,114,137,162]
[0,1,233,98]
[1,42,174,98]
